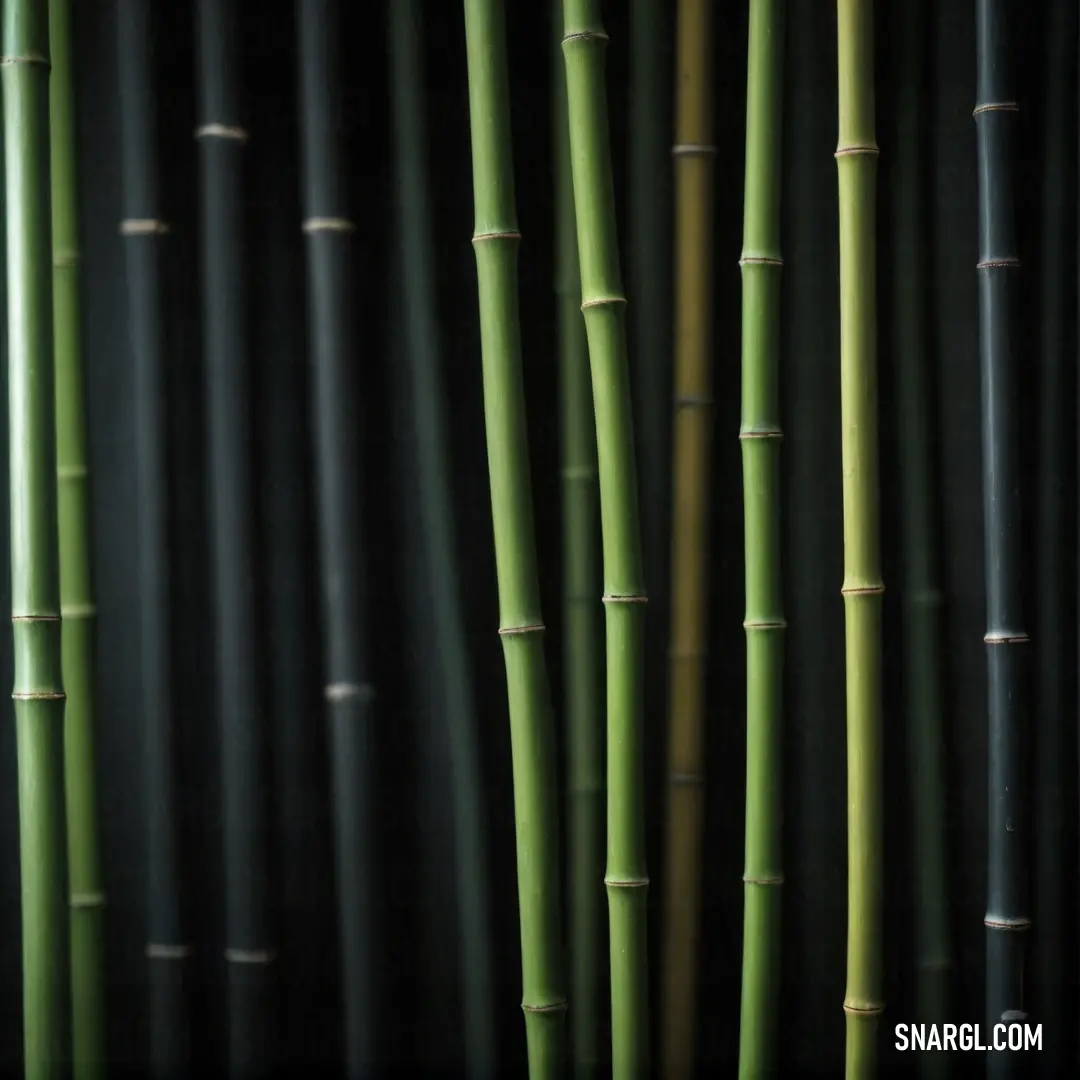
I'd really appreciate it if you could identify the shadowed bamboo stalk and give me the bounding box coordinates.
[835,1,884,1076]
[463,2,566,1077]
[737,0,786,1075]
[553,2,605,1078]
[3,2,72,1077]
[390,4,497,1078]
[116,2,191,1075]
[660,1,714,1078]
[893,2,950,1078]
[974,5,1030,1078]
[48,0,105,1076]
[562,4,649,1079]
[295,2,375,1076]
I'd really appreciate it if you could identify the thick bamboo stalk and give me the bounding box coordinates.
[835,2,884,1077]
[561,5,649,1079]
[737,1,785,1076]
[195,1,276,1072]
[553,2,605,1077]
[660,1,714,1078]
[294,2,374,1076]
[48,1,105,1076]
[116,2,191,1075]
[893,2,951,1078]
[1033,0,1077,1073]
[974,5,1029,1078]
[2,2,72,1077]
[463,3,566,1077]
[390,5,496,1079]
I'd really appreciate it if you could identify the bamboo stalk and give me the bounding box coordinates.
[835,2,884,1076]
[463,2,566,1076]
[294,2,374,1076]
[974,4,1029,1078]
[660,1,714,1077]
[390,5,497,1079]
[2,2,72,1077]
[553,2,605,1077]
[195,0,276,1071]
[561,4,649,1078]
[893,2,950,1077]
[737,1,785,1076]
[116,2,191,1075]
[48,0,105,1076]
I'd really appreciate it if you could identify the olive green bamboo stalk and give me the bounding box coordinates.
[553,2,605,1078]
[3,2,73,1078]
[737,0,786,1076]
[463,3,566,1078]
[48,1,106,1076]
[835,2,884,1077]
[660,1,714,1078]
[562,4,649,1079]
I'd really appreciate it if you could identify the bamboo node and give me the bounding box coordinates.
[738,428,783,440]
[602,593,648,604]
[562,30,610,45]
[976,258,1021,271]
[11,613,61,622]
[843,1003,886,1017]
[671,143,718,158]
[972,102,1019,116]
[522,999,569,1015]
[743,874,784,885]
[324,681,374,704]
[498,622,546,636]
[983,915,1031,931]
[303,217,356,234]
[675,393,713,409]
[61,602,97,619]
[743,619,787,631]
[12,691,66,701]
[840,584,885,597]
[739,255,784,268]
[669,773,704,788]
[195,123,250,144]
[0,52,49,69]
[225,948,277,964]
[834,144,880,159]
[53,251,80,268]
[983,632,1029,645]
[580,295,627,311]
[146,943,191,960]
[57,464,89,479]
[472,230,521,245]
[604,876,650,889]
[70,892,106,909]
[120,219,171,237]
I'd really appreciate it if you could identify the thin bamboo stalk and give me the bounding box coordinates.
[2,2,72,1077]
[974,4,1030,1078]
[737,1,785,1076]
[463,2,566,1076]
[389,5,496,1079]
[835,1,884,1076]
[48,1,105,1076]
[553,2,605,1077]
[561,5,649,1078]
[195,1,275,1071]
[294,2,375,1076]
[893,2,950,1077]
[660,1,714,1077]
[116,2,191,1075]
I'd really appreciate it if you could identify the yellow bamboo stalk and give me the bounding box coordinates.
[660,2,715,1078]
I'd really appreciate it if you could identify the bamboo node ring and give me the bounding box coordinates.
[303,217,355,234]
[195,123,250,144]
[522,999,569,1014]
[739,428,783,440]
[12,613,61,622]
[12,691,66,701]
[983,632,1029,645]
[472,230,521,244]
[834,144,880,158]
[146,943,191,960]
[840,584,885,597]
[120,219,171,237]
[984,915,1031,931]
[70,891,106,909]
[324,681,374,704]
[224,948,277,965]
[61,603,97,619]
[739,255,784,267]
[743,874,784,885]
[669,772,704,788]
[53,251,80,268]
[843,1003,886,1017]
[562,31,610,45]
[602,594,648,604]
[0,52,49,69]
[743,619,787,631]
[580,295,627,310]
[604,877,650,889]
[671,143,719,158]
[973,102,1019,116]
[498,622,546,637]
[976,258,1020,270]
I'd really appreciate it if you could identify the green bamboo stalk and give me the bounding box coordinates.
[48,1,106,1076]
[389,5,497,1079]
[462,3,566,1078]
[3,2,72,1078]
[892,2,950,1077]
[737,0,786,1076]
[553,2,605,1078]
[835,1,884,1077]
[561,5,649,1079]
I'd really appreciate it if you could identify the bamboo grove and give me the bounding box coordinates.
[0,0,1074,1077]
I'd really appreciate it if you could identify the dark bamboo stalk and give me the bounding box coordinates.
[195,1,275,1073]
[116,3,191,1075]
[893,2,951,1076]
[974,4,1030,1077]
[295,2,374,1076]
[389,4,496,1078]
